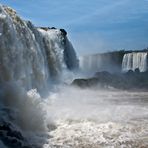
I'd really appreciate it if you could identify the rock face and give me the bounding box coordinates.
[72,70,148,90]
[0,122,26,148]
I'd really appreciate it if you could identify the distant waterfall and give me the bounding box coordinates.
[79,52,124,74]
[122,52,148,72]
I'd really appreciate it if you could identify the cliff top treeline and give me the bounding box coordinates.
[83,47,148,57]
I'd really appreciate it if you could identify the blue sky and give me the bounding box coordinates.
[1,0,148,55]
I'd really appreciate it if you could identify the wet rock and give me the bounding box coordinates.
[0,123,11,132]
[39,27,49,31]
[0,122,28,148]
[72,71,148,90]
[60,29,67,36]
[72,78,99,88]
[7,130,24,140]
[51,27,56,29]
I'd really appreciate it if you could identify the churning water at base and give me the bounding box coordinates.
[0,4,148,148]
[1,84,148,148]
[39,86,148,148]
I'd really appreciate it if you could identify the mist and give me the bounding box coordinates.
[42,85,148,147]
[0,2,148,148]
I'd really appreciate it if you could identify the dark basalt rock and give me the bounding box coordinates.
[39,27,49,31]
[73,78,99,88]
[0,122,41,148]
[37,27,57,31]
[60,29,67,36]
[135,68,140,74]
[50,27,56,29]
[37,27,67,36]
[6,130,24,140]
[72,70,148,90]
[0,123,23,148]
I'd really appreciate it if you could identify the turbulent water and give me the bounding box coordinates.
[0,4,148,148]
[0,4,79,148]
[1,84,148,148]
[122,52,148,72]
[40,87,148,148]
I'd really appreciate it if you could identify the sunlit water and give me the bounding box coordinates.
[1,4,148,147]
[40,86,148,148]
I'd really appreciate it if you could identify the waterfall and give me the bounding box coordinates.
[122,52,148,72]
[79,55,103,74]
[0,5,48,91]
[79,52,123,74]
[0,5,78,91]
[64,36,79,70]
[0,4,79,147]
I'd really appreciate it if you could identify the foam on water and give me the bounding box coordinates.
[0,75,148,147]
[0,4,148,148]
[41,86,148,148]
[1,84,148,147]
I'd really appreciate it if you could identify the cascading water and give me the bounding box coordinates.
[79,52,123,74]
[79,55,100,72]
[0,4,148,148]
[0,6,49,91]
[0,4,78,147]
[122,52,148,72]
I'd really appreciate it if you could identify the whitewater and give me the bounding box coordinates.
[0,4,148,148]
[122,52,148,72]
[42,86,148,148]
[1,84,148,148]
